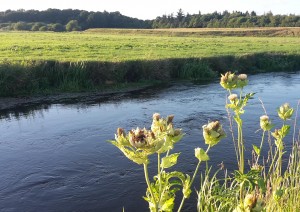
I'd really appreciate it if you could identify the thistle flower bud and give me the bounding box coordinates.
[238,74,247,80]
[220,71,238,90]
[278,103,294,121]
[167,115,174,125]
[128,128,155,148]
[153,113,160,121]
[228,94,238,101]
[202,121,226,146]
[260,115,273,131]
[272,129,280,140]
[117,128,125,137]
[237,74,249,88]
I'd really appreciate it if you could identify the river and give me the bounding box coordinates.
[0,72,299,212]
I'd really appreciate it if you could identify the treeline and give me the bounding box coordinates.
[0,9,299,32]
[152,10,300,28]
[0,9,151,31]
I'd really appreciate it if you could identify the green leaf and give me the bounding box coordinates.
[183,175,191,198]
[157,136,173,154]
[257,178,266,192]
[120,147,149,165]
[161,153,180,169]
[195,148,210,161]
[160,197,175,211]
[253,144,260,156]
[280,125,290,138]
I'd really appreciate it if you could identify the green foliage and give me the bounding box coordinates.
[178,60,217,80]
[66,20,80,32]
[152,10,300,29]
[161,153,180,169]
[109,113,224,211]
[195,148,210,161]
[0,9,300,32]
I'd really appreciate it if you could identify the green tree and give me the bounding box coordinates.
[39,26,47,31]
[13,21,29,30]
[65,20,80,31]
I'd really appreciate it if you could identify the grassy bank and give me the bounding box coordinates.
[0,30,299,96]
[1,54,300,96]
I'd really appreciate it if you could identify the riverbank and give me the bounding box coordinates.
[0,53,300,97]
[0,30,299,97]
[0,82,158,111]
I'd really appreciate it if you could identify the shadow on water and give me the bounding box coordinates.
[0,83,171,120]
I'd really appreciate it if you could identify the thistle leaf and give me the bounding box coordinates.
[253,144,260,156]
[195,147,210,161]
[161,153,180,169]
[160,197,175,211]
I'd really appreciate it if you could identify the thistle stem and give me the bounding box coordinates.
[237,120,244,174]
[177,146,211,212]
[256,130,266,165]
[158,153,162,203]
[144,163,158,212]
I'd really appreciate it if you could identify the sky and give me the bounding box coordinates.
[1,0,300,20]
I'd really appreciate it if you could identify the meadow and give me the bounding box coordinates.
[0,29,300,62]
[0,28,300,96]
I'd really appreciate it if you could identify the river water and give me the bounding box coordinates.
[0,72,299,212]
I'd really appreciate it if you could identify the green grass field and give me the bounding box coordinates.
[0,29,299,62]
[0,28,299,96]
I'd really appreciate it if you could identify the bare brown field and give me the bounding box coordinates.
[86,27,300,37]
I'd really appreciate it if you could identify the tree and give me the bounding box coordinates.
[48,23,65,32]
[65,20,80,31]
[13,21,28,30]
[31,22,44,31]
[177,9,184,22]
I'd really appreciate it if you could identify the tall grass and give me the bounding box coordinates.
[196,75,300,212]
[0,53,300,96]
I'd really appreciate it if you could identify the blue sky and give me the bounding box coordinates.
[2,0,299,20]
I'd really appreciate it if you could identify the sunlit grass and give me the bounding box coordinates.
[0,31,299,62]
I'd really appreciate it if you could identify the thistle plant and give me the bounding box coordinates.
[253,115,274,165]
[221,71,253,174]
[109,114,225,211]
[108,71,299,212]
[269,103,294,176]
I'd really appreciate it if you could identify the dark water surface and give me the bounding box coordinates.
[0,72,299,212]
